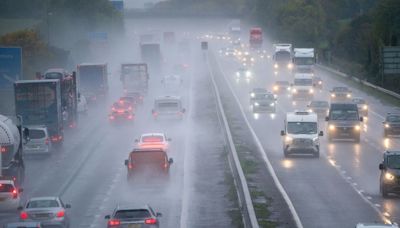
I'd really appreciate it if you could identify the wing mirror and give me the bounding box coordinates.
[156,212,163,217]
[65,204,71,209]
[124,160,129,166]
[105,215,111,219]
[319,131,324,136]
[182,108,186,113]
[134,139,139,143]
[360,116,363,122]
[167,138,172,142]
[280,130,286,136]
[325,116,329,121]
[379,163,385,170]
[168,158,174,164]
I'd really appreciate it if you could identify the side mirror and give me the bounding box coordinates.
[360,117,363,122]
[156,212,163,217]
[17,206,23,211]
[319,131,324,136]
[23,128,30,140]
[379,163,385,170]
[125,160,129,166]
[18,188,23,193]
[280,130,285,136]
[182,108,186,113]
[65,204,71,209]
[325,116,329,121]
[105,215,111,219]
[169,158,174,164]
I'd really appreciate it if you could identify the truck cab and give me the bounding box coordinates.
[293,48,316,73]
[281,111,323,157]
[291,73,314,100]
[325,103,363,142]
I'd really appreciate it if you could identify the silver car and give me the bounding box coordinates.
[105,204,162,228]
[19,197,71,228]
[23,126,52,155]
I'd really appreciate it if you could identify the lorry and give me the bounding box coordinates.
[249,27,263,49]
[120,63,149,94]
[14,80,63,145]
[43,68,78,128]
[0,114,29,186]
[293,48,316,73]
[77,63,108,103]
[229,26,241,41]
[273,44,293,72]
[140,43,162,74]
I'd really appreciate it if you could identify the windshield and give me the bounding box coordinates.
[44,72,63,80]
[275,51,291,62]
[294,57,314,65]
[0,184,14,192]
[333,87,349,92]
[387,115,400,122]
[352,99,365,104]
[387,155,400,169]
[311,101,329,107]
[287,122,317,134]
[330,109,359,120]
[294,78,313,86]
[255,94,275,100]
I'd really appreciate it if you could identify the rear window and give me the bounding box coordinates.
[142,136,163,143]
[27,200,59,208]
[115,209,151,220]
[131,152,166,164]
[29,129,46,139]
[156,102,179,109]
[0,184,14,192]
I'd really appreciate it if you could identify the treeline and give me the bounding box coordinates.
[251,0,400,91]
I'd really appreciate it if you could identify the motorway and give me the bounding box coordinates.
[0,18,235,227]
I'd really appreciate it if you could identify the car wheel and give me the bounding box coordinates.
[381,184,389,198]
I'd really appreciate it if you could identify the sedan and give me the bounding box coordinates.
[105,204,162,228]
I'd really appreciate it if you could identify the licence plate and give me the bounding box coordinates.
[128,224,141,228]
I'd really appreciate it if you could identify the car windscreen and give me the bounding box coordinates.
[27,200,59,208]
[352,99,365,104]
[387,155,400,169]
[156,102,179,110]
[115,209,151,220]
[311,101,329,107]
[130,152,166,164]
[294,57,314,65]
[287,122,317,134]
[294,79,313,86]
[330,109,359,121]
[142,136,163,143]
[332,87,349,92]
[0,184,14,192]
[387,115,400,122]
[29,129,46,139]
[255,94,275,100]
[275,51,291,62]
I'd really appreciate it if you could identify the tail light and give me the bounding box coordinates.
[12,189,18,199]
[145,218,157,224]
[0,147,7,153]
[153,112,158,117]
[20,211,28,220]
[108,219,121,226]
[51,136,59,142]
[45,138,50,145]
[127,115,133,120]
[128,163,133,169]
[109,116,115,120]
[56,210,65,218]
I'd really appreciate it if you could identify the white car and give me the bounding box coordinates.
[0,178,23,211]
[152,96,186,120]
[23,126,52,155]
[135,133,171,151]
[77,94,88,114]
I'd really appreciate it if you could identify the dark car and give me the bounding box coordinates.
[124,148,173,180]
[105,204,162,228]
[330,86,352,102]
[383,113,400,137]
[379,151,400,198]
[4,222,41,228]
[307,100,329,117]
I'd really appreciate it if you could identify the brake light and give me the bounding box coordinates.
[112,107,116,111]
[127,115,133,120]
[145,218,157,224]
[20,211,28,220]
[0,147,7,153]
[45,138,50,145]
[128,163,133,169]
[153,112,158,117]
[12,189,18,199]
[109,116,115,120]
[108,219,121,226]
[56,210,65,218]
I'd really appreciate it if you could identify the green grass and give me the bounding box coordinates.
[0,18,41,35]
[225,171,244,228]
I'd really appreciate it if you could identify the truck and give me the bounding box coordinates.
[14,80,63,145]
[273,43,293,72]
[120,63,149,94]
[77,63,108,103]
[140,43,162,74]
[293,48,316,73]
[229,26,241,41]
[43,68,78,128]
[249,27,263,49]
[0,115,28,186]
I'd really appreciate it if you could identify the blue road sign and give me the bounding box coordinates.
[0,47,22,88]
[111,0,124,12]
[88,32,108,41]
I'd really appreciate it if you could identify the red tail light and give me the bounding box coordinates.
[56,210,65,218]
[145,218,157,224]
[20,211,28,220]
[112,107,116,111]
[128,163,133,169]
[12,189,18,199]
[45,138,50,145]
[108,219,121,226]
[0,147,7,153]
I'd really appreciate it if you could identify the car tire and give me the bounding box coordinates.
[381,184,389,198]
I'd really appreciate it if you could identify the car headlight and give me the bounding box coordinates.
[318,81,322,85]
[243,58,247,61]
[254,102,259,106]
[354,125,361,131]
[308,109,313,112]
[273,86,278,91]
[385,123,390,128]
[246,71,252,77]
[270,103,275,107]
[363,105,368,110]
[250,93,255,98]
[292,88,297,93]
[251,58,255,62]
[385,172,395,181]
[285,136,293,143]
[236,72,240,76]
[288,63,293,69]
[309,89,314,94]
[329,124,335,131]
[331,94,336,98]
[347,94,351,98]
[274,64,278,69]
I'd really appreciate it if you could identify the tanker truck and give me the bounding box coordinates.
[0,115,28,186]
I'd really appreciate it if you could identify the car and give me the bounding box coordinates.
[330,86,352,102]
[77,93,88,115]
[4,222,42,228]
[109,101,135,122]
[112,100,134,112]
[19,196,71,228]
[291,73,314,100]
[23,126,52,155]
[307,100,329,117]
[240,55,255,67]
[313,76,323,89]
[123,92,144,105]
[235,68,253,82]
[124,148,173,180]
[152,96,186,120]
[273,81,291,93]
[281,111,323,157]
[161,75,182,91]
[356,223,399,228]
[352,97,368,117]
[0,177,23,211]
[105,204,162,228]
[379,151,400,198]
[249,89,277,113]
[383,113,400,137]
[135,133,171,151]
[325,103,363,142]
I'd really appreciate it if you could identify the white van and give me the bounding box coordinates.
[280,111,323,157]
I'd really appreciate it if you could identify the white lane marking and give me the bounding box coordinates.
[214,53,304,228]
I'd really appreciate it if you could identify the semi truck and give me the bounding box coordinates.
[293,48,316,73]
[140,43,162,74]
[77,63,108,104]
[0,115,29,186]
[43,68,78,128]
[14,80,63,145]
[249,27,263,49]
[273,43,293,72]
[120,63,149,94]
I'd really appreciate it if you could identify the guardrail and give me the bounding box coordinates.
[206,52,260,228]
[317,64,400,99]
